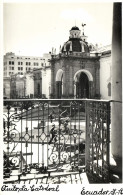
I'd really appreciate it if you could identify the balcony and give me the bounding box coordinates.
[3,99,111,184]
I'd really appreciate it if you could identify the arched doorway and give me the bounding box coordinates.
[56,69,63,98]
[74,70,93,99]
[76,72,89,98]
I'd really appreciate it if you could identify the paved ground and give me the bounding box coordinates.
[4,172,89,184]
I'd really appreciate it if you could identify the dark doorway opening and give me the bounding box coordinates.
[56,74,63,99]
[76,72,89,98]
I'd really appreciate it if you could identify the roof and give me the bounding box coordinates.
[61,38,89,53]
[97,45,111,53]
[91,45,111,54]
[71,26,80,30]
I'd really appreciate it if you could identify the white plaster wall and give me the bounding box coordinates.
[100,55,111,100]
[42,68,51,98]
[25,74,34,97]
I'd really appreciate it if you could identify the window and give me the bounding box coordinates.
[21,67,23,70]
[9,61,11,65]
[26,62,28,65]
[29,62,31,65]
[21,62,23,65]
[12,61,14,65]
[34,62,39,66]
[18,67,20,70]
[18,62,20,65]
[12,67,14,70]
[21,72,23,75]
[9,67,11,70]
[108,82,111,96]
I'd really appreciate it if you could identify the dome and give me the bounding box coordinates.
[60,26,89,53]
[61,38,89,53]
[71,26,80,30]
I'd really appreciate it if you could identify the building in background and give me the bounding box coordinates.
[3,52,51,99]
[8,66,51,99]
[9,71,42,99]
[3,29,111,100]
[3,52,51,77]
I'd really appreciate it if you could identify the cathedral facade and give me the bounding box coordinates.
[50,26,101,99]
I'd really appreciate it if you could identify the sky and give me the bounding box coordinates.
[3,2,113,57]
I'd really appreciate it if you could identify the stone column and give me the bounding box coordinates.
[50,63,55,98]
[89,81,93,99]
[55,81,59,99]
[111,3,122,180]
[62,69,66,97]
[62,65,69,98]
[76,82,79,98]
[69,66,74,97]
[74,82,76,99]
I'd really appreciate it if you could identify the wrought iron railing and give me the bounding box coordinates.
[85,101,111,183]
[3,99,110,184]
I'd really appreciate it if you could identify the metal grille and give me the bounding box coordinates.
[85,101,110,183]
[3,99,110,184]
[3,100,86,184]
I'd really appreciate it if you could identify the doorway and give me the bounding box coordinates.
[76,72,89,98]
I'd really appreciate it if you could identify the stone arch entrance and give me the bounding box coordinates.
[56,69,64,98]
[74,70,93,98]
